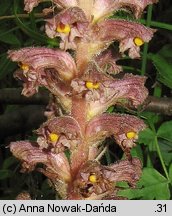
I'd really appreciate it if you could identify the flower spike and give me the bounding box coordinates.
[8,0,158,200]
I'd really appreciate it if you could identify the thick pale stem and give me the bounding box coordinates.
[71,95,87,133]
[70,95,89,177]
[67,95,89,198]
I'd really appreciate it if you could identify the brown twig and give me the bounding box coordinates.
[0,88,49,105]
[0,105,46,139]
[0,13,44,20]
[144,96,172,116]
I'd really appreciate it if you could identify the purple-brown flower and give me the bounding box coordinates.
[8,47,77,111]
[10,140,71,198]
[86,113,146,153]
[45,7,88,50]
[42,0,157,72]
[8,47,77,82]
[68,158,142,199]
[71,70,148,119]
[36,116,82,153]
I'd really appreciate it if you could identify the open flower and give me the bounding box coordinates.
[45,7,89,50]
[8,47,77,111]
[10,140,71,198]
[10,141,71,181]
[68,158,142,199]
[71,70,148,119]
[36,116,82,153]
[8,47,77,82]
[86,113,146,154]
[93,19,156,59]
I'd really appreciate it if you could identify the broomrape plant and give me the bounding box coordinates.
[8,0,158,199]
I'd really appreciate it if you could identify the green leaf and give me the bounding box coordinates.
[29,11,37,31]
[149,46,172,88]
[0,32,21,45]
[138,128,156,151]
[157,121,172,142]
[106,106,114,113]
[158,139,172,166]
[118,168,170,200]
[0,54,16,80]
[14,0,58,46]
[2,157,17,169]
[37,179,55,199]
[158,44,172,60]
[131,146,144,163]
[0,170,13,180]
[169,164,172,183]
[139,111,161,128]
[0,1,11,15]
[116,181,129,188]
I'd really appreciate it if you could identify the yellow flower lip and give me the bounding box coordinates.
[126,131,137,139]
[19,63,29,71]
[89,173,97,183]
[56,22,71,34]
[134,37,144,47]
[86,81,100,89]
[49,133,59,142]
